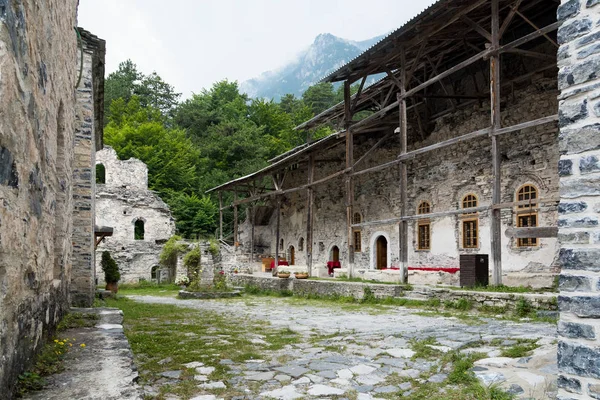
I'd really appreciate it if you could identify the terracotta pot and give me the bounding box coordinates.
[295,273,309,279]
[106,282,119,293]
[277,273,291,279]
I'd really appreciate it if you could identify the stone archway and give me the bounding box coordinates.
[370,231,391,270]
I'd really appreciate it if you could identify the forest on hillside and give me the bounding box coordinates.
[103,60,355,239]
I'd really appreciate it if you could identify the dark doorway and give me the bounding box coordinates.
[289,246,295,265]
[330,246,340,262]
[376,236,387,269]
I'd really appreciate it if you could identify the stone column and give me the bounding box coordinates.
[556,1,600,398]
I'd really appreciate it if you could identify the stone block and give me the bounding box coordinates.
[559,201,588,214]
[559,274,592,292]
[559,159,574,177]
[559,231,590,244]
[558,0,581,21]
[558,375,582,394]
[560,248,600,271]
[588,0,600,8]
[558,321,596,339]
[559,99,588,127]
[558,341,600,378]
[559,123,600,154]
[580,155,600,174]
[558,18,593,45]
[559,295,600,318]
[560,176,600,198]
[559,217,599,228]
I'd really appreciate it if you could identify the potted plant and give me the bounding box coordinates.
[101,251,120,293]
[294,271,309,279]
[277,269,291,279]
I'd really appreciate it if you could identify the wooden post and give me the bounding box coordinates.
[250,204,255,264]
[490,0,503,286]
[274,197,282,272]
[398,46,409,284]
[218,191,223,241]
[306,154,315,276]
[233,192,238,248]
[344,80,355,277]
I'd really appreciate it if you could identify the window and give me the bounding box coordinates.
[417,201,431,250]
[461,194,478,248]
[151,265,160,280]
[516,185,538,247]
[354,230,362,252]
[134,219,145,240]
[352,212,362,252]
[96,163,105,184]
[279,238,284,251]
[299,237,304,251]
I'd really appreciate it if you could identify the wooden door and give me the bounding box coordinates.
[376,236,387,269]
[289,246,295,265]
[332,246,340,262]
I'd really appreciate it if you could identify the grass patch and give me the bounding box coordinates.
[409,337,440,359]
[56,312,99,330]
[500,339,539,358]
[116,281,181,296]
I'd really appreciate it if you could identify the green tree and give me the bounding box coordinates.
[101,251,120,283]
[169,193,218,238]
[302,82,337,114]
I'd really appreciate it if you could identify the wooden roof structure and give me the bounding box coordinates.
[209,0,560,283]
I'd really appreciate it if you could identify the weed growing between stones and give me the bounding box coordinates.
[56,312,99,330]
[499,339,539,358]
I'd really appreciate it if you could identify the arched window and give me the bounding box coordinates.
[461,194,478,248]
[96,163,106,184]
[134,219,145,240]
[352,212,362,252]
[516,185,538,247]
[299,237,304,251]
[279,238,284,251]
[417,201,431,250]
[151,265,160,281]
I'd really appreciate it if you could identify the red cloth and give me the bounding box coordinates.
[408,266,460,274]
[327,261,341,275]
[271,260,289,268]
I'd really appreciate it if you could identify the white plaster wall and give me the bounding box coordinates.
[96,146,148,190]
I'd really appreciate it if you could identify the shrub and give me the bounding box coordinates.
[183,245,201,281]
[100,251,120,283]
[515,297,533,317]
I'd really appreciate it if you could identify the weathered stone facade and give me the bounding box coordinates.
[0,2,104,395]
[239,72,560,287]
[95,146,175,283]
[556,0,600,398]
[71,29,105,307]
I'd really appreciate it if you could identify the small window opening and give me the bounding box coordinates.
[461,194,478,249]
[353,231,362,252]
[417,201,431,250]
[279,238,284,251]
[298,237,304,252]
[151,265,160,281]
[516,185,538,247]
[96,163,105,184]
[134,219,145,240]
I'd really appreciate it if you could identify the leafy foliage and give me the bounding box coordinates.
[100,251,120,283]
[104,61,346,238]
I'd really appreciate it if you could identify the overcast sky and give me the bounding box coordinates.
[78,0,438,98]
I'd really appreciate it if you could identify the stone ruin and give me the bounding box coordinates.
[94,146,176,283]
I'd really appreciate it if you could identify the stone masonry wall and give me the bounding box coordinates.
[239,73,559,286]
[0,1,79,395]
[95,146,175,283]
[71,30,104,307]
[556,1,600,398]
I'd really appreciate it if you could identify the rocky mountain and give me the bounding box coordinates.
[240,33,385,101]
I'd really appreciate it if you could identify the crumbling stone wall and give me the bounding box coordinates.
[239,75,559,285]
[556,0,600,398]
[0,0,79,394]
[95,147,175,283]
[70,29,105,307]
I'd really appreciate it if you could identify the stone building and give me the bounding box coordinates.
[95,146,176,283]
[213,0,563,289]
[0,0,105,395]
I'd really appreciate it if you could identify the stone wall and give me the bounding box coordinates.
[95,146,175,283]
[71,29,105,307]
[0,1,79,395]
[556,0,600,398]
[238,71,559,286]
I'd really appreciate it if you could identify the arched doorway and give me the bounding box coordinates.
[376,236,388,270]
[289,246,295,265]
[330,245,340,262]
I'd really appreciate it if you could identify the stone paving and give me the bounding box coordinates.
[130,295,558,399]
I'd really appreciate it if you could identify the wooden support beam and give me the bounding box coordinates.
[274,196,281,271]
[490,0,503,286]
[505,227,558,239]
[344,80,355,277]
[354,130,395,168]
[398,45,408,284]
[515,10,559,48]
[351,76,367,114]
[461,15,492,41]
[499,0,524,38]
[504,48,555,61]
[306,154,315,276]
[219,192,223,240]
[233,192,238,247]
[250,205,255,264]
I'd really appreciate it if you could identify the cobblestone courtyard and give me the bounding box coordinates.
[124,294,557,400]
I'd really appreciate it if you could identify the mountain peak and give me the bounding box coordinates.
[240,32,385,101]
